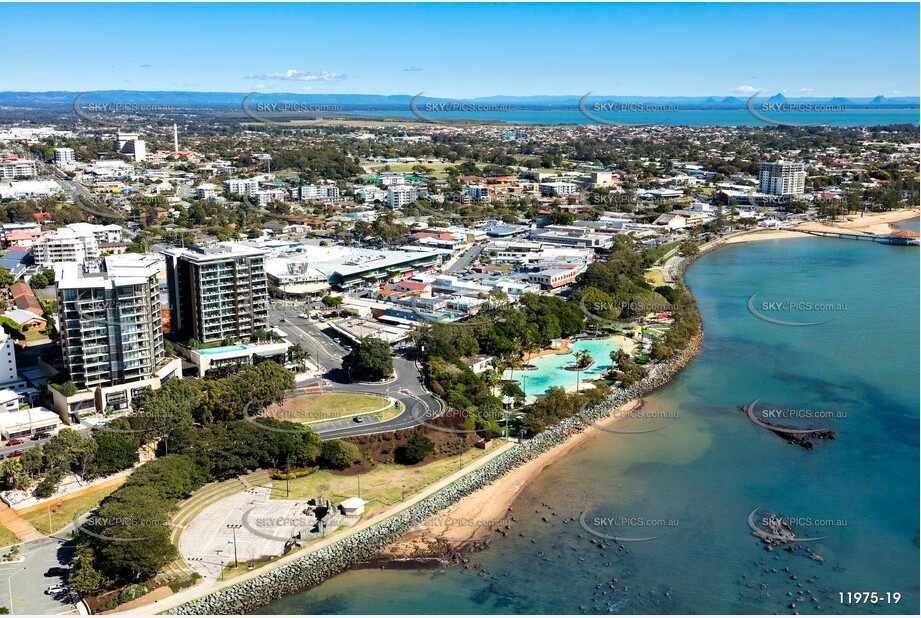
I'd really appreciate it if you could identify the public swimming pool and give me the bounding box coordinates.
[506,337,627,402]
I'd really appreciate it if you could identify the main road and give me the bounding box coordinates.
[267,303,442,440]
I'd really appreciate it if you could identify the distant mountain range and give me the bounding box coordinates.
[0,90,917,109]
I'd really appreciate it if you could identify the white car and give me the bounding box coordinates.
[45,584,69,595]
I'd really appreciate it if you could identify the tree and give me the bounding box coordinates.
[92,429,140,476]
[575,349,593,369]
[321,295,343,308]
[320,440,360,470]
[401,435,435,464]
[69,551,112,596]
[289,344,311,371]
[0,267,13,288]
[135,380,201,454]
[342,337,393,382]
[53,381,78,397]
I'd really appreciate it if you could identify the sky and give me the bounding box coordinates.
[1,2,918,98]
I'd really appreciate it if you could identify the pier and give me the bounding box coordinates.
[801,229,919,246]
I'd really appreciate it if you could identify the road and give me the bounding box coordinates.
[445,243,483,274]
[0,537,78,615]
[267,303,442,439]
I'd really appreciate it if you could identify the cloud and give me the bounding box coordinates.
[403,66,423,72]
[140,64,151,69]
[798,88,814,93]
[891,89,902,95]
[244,69,346,83]
[729,85,760,94]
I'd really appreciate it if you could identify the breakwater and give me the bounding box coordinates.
[168,253,707,615]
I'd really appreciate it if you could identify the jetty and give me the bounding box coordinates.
[801,228,919,246]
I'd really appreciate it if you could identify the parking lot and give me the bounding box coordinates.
[0,538,78,615]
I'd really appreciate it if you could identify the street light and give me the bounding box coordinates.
[226,524,242,567]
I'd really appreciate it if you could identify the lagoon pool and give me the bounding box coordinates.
[506,337,626,402]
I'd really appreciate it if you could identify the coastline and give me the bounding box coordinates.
[380,399,644,556]
[162,213,907,614]
[399,210,920,549]
[724,209,920,245]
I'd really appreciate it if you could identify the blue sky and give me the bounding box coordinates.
[2,2,918,97]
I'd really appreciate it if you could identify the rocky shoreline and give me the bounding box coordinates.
[167,250,710,616]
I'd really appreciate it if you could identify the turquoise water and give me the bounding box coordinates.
[199,344,247,355]
[259,236,919,615]
[342,108,920,127]
[508,338,625,402]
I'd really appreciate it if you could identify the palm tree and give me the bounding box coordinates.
[575,349,593,369]
[482,368,501,397]
[290,343,312,371]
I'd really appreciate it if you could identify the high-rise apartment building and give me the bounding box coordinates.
[163,243,269,343]
[56,255,165,390]
[759,161,807,196]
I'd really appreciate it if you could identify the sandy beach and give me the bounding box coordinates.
[381,398,644,559]
[724,209,919,245]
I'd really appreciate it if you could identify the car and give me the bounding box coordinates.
[279,318,286,323]
[44,584,69,595]
[44,567,68,578]
[32,432,52,440]
[9,450,24,457]
[353,416,364,423]
[5,439,23,446]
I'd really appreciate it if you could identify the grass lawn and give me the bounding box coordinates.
[268,393,396,424]
[270,447,492,515]
[23,329,51,342]
[364,162,456,178]
[645,268,667,287]
[23,480,125,535]
[0,525,20,549]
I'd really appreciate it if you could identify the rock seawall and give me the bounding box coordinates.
[168,252,710,615]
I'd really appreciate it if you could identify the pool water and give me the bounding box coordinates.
[507,337,627,402]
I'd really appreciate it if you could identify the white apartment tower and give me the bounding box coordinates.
[759,161,807,196]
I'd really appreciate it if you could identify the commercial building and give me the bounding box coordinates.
[0,179,60,199]
[163,243,269,343]
[113,131,146,162]
[262,243,442,294]
[53,147,75,165]
[198,183,217,200]
[0,159,37,179]
[759,161,806,196]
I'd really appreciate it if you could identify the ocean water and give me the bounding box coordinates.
[342,108,920,127]
[259,236,919,615]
